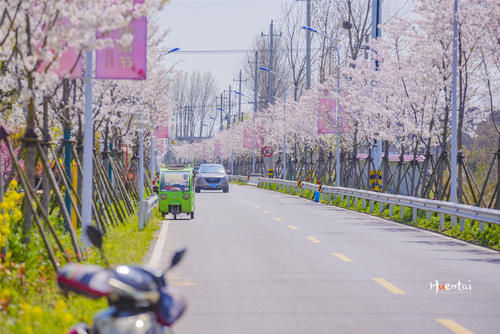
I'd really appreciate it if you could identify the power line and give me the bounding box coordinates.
[157,48,322,55]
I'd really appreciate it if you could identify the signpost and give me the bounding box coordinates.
[262,146,273,157]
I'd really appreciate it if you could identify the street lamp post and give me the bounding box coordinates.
[138,113,145,229]
[302,26,341,187]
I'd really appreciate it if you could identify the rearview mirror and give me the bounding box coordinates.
[169,248,187,270]
[86,226,103,250]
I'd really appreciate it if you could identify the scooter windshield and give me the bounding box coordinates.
[160,172,189,192]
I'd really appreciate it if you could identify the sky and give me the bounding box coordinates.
[156,0,414,93]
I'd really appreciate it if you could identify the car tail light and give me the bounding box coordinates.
[183,194,189,200]
[160,194,167,200]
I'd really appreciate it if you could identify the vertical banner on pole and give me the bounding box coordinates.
[37,19,83,79]
[155,126,169,138]
[243,128,253,149]
[214,143,222,158]
[318,92,336,134]
[96,0,147,80]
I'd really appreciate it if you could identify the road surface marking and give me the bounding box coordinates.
[273,217,282,222]
[288,225,299,230]
[306,236,320,243]
[254,205,260,209]
[148,221,169,270]
[436,319,474,334]
[332,252,353,262]
[372,278,406,295]
[263,210,270,214]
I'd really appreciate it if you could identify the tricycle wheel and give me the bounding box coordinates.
[190,212,194,219]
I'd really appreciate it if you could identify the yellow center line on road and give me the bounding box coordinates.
[436,319,474,334]
[372,278,406,295]
[273,217,282,222]
[306,236,320,243]
[332,252,353,262]
[288,225,299,230]
[263,210,270,214]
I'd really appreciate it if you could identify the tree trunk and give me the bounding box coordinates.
[22,73,38,243]
[41,97,51,214]
[494,136,500,210]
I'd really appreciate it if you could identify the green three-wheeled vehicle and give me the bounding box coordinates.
[156,165,195,220]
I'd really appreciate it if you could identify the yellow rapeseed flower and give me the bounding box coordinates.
[32,306,42,317]
[9,179,18,189]
[54,299,67,313]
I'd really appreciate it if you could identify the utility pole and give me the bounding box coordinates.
[217,94,223,131]
[224,85,232,129]
[248,51,259,173]
[262,20,281,105]
[297,0,312,89]
[371,0,382,170]
[450,0,459,207]
[306,0,311,89]
[233,70,247,122]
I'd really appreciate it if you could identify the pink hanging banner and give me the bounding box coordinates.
[155,126,169,138]
[214,143,222,158]
[96,1,147,80]
[318,97,338,134]
[243,128,253,149]
[202,146,208,160]
[37,19,83,78]
[243,128,263,149]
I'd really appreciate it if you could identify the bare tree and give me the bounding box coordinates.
[172,71,217,140]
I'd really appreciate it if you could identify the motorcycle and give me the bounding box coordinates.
[57,226,186,334]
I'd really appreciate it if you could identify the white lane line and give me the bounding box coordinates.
[148,221,169,270]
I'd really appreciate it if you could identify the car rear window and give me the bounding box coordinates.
[160,172,190,192]
[199,165,225,174]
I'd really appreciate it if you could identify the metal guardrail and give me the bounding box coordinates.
[229,174,261,185]
[139,194,158,230]
[257,177,500,232]
[228,175,248,183]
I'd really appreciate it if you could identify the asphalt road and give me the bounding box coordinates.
[153,184,500,334]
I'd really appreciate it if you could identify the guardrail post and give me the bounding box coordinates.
[426,211,431,222]
[451,216,457,227]
[362,199,366,209]
[459,218,465,232]
[389,204,394,217]
[379,201,383,214]
[138,200,144,230]
[400,206,405,219]
[412,208,417,222]
[347,196,350,207]
[440,213,445,230]
[370,200,374,214]
[479,222,484,232]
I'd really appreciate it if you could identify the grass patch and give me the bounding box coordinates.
[0,211,161,334]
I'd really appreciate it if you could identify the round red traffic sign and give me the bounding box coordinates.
[262,146,273,157]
